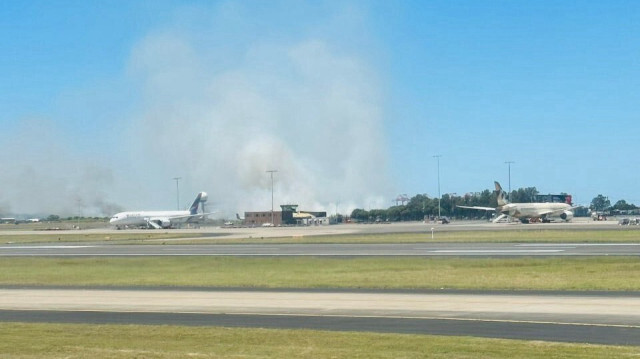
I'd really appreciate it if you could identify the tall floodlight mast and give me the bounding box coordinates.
[504,161,515,202]
[433,155,442,219]
[173,177,181,210]
[266,170,278,225]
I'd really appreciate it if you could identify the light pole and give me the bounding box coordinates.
[504,161,514,202]
[449,192,457,219]
[266,170,278,225]
[433,155,442,219]
[173,177,181,210]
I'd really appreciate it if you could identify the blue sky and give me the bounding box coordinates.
[1,1,639,215]
[380,1,639,205]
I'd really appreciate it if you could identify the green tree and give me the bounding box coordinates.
[590,195,611,211]
[612,200,637,211]
[386,206,403,221]
[479,189,495,207]
[369,209,388,222]
[509,187,539,203]
[350,209,369,221]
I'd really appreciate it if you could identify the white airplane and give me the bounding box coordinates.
[457,182,576,223]
[110,192,210,229]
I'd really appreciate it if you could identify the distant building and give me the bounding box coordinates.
[243,204,328,226]
[281,204,327,225]
[243,211,282,226]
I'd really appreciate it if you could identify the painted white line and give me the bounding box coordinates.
[162,246,283,251]
[0,253,580,257]
[515,244,576,248]
[429,250,564,253]
[517,243,640,247]
[0,246,95,249]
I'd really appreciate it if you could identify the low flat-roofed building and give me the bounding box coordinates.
[243,204,328,226]
[243,211,282,226]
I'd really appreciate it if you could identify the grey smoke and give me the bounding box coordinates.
[0,200,11,217]
[1,4,393,217]
[126,31,392,216]
[0,119,122,217]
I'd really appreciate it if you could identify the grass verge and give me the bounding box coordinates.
[0,323,638,358]
[1,256,639,290]
[0,232,216,244]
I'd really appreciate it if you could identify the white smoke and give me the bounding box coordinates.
[0,3,393,217]
[126,29,392,216]
[0,200,11,217]
[0,119,122,217]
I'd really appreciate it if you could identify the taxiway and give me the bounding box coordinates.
[0,288,638,345]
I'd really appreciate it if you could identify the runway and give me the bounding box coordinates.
[0,218,630,240]
[1,242,640,257]
[1,288,639,345]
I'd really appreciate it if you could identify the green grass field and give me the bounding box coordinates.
[0,323,637,358]
[2,256,639,290]
[0,231,213,244]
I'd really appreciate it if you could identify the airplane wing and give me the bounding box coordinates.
[456,205,496,211]
[168,212,217,220]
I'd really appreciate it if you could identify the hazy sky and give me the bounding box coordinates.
[1,1,639,216]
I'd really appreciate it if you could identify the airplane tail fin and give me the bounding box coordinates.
[495,181,509,206]
[189,192,208,215]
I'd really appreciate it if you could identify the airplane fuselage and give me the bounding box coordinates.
[498,202,574,221]
[109,192,208,229]
[110,210,191,228]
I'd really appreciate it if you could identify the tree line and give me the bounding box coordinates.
[350,187,638,222]
[590,195,639,213]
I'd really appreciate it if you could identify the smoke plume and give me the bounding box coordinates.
[0,119,122,217]
[1,3,392,217]
[125,16,392,216]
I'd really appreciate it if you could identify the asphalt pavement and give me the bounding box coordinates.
[1,242,639,257]
[2,310,639,346]
[1,288,639,345]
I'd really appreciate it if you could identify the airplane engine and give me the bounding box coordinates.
[560,211,574,221]
[161,219,171,228]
